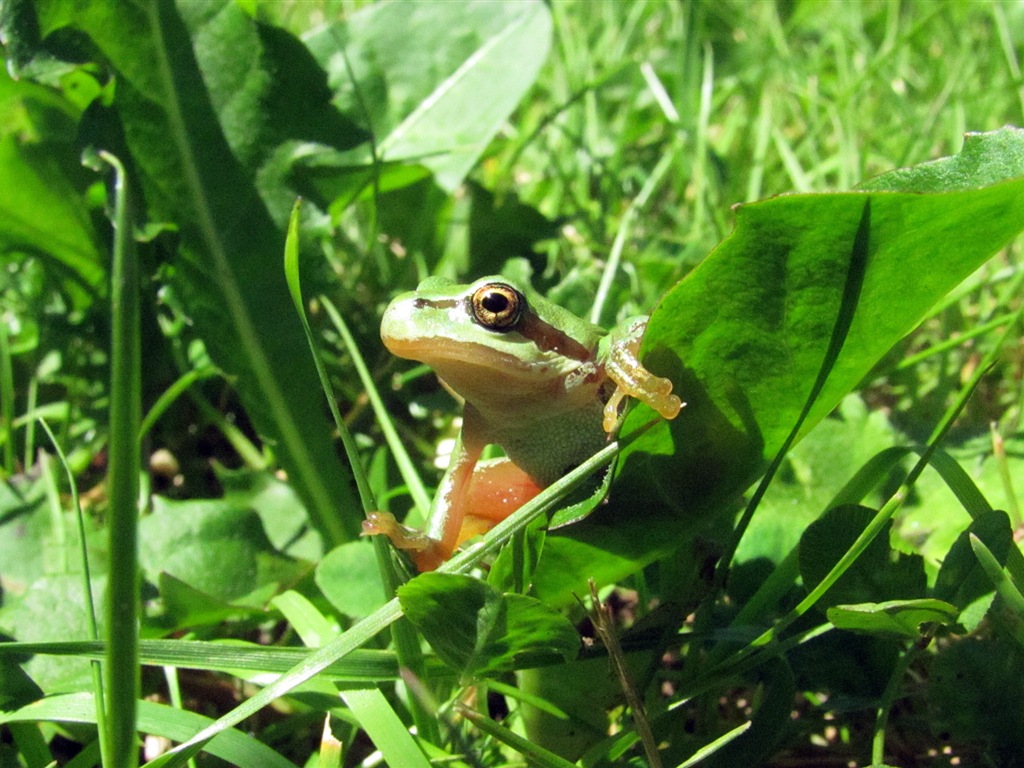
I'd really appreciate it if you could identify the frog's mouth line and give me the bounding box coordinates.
[384,336,573,385]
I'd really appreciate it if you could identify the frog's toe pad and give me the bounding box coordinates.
[362,512,432,553]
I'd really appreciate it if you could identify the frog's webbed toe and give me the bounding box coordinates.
[362,512,447,571]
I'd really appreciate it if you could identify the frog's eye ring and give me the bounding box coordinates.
[471,282,524,331]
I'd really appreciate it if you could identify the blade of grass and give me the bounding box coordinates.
[871,642,919,768]
[98,149,141,768]
[588,579,661,768]
[186,388,266,469]
[137,366,218,441]
[991,422,1021,528]
[0,694,301,768]
[590,145,677,326]
[690,41,715,238]
[970,533,1024,648]
[676,721,752,768]
[38,418,107,759]
[282,200,375,516]
[318,715,343,768]
[7,722,50,768]
[0,639,420,683]
[23,377,38,473]
[141,598,404,768]
[283,200,438,743]
[456,705,578,768]
[276,592,432,768]
[40,450,68,572]
[894,311,1018,371]
[0,319,13,475]
[319,295,430,516]
[339,688,432,768]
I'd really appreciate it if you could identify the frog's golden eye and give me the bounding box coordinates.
[471,282,524,331]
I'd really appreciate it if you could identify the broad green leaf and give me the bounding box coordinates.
[860,127,1024,192]
[153,573,266,634]
[19,0,362,548]
[536,128,1024,597]
[826,598,959,639]
[457,705,579,768]
[736,394,900,565]
[398,573,579,680]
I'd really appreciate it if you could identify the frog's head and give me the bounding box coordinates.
[381,276,603,399]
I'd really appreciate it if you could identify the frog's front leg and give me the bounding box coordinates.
[362,413,485,571]
[602,317,684,432]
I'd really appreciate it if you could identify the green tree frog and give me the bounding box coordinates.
[362,276,683,570]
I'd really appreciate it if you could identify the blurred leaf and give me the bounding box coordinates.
[799,504,926,611]
[0,478,51,587]
[398,573,578,680]
[0,66,103,311]
[140,495,302,604]
[826,599,959,639]
[933,509,1012,632]
[466,182,560,275]
[218,466,322,561]
[338,687,433,768]
[0,574,103,691]
[0,651,44,711]
[152,573,266,635]
[928,638,1024,761]
[316,541,388,620]
[304,0,553,194]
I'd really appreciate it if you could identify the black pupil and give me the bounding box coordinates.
[481,291,510,314]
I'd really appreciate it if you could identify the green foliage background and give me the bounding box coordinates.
[1,1,1023,767]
